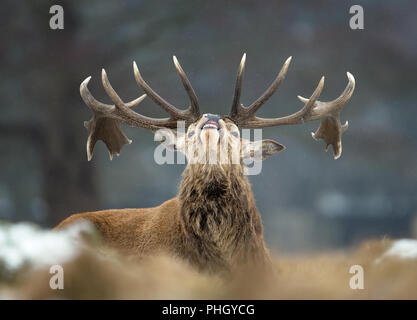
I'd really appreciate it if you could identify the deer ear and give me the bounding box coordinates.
[154,128,185,152]
[242,139,286,161]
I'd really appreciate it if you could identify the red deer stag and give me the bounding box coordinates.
[55,54,355,273]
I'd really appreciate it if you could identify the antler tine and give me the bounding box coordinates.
[243,76,325,128]
[231,66,355,159]
[230,53,247,118]
[297,72,355,118]
[80,76,145,114]
[133,61,192,120]
[81,59,205,161]
[172,56,200,118]
[81,71,153,162]
[246,56,292,116]
[101,68,186,129]
[229,65,355,129]
[101,68,130,108]
[229,55,292,126]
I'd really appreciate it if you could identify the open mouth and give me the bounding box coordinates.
[202,120,220,130]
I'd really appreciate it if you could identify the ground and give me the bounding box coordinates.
[1,221,417,299]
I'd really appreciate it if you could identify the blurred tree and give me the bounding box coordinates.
[0,1,100,226]
[0,0,195,226]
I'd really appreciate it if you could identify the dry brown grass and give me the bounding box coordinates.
[2,236,417,299]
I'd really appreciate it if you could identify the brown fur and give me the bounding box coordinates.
[55,198,182,257]
[55,163,271,274]
[178,163,271,272]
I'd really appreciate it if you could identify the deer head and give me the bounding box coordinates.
[80,54,355,165]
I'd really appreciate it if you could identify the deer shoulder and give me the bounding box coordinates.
[55,198,182,256]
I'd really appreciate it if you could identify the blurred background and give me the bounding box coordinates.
[0,0,416,254]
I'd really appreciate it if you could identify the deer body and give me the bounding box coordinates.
[56,54,355,274]
[56,163,271,272]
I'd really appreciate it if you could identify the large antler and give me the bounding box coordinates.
[80,57,201,160]
[229,54,355,159]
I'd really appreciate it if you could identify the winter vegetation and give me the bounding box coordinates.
[1,221,417,299]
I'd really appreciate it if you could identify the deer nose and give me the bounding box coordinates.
[203,113,221,122]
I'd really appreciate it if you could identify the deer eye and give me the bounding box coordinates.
[188,130,195,138]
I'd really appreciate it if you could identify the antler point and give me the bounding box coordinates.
[133,61,139,71]
[241,53,247,64]
[346,72,355,83]
[81,76,92,87]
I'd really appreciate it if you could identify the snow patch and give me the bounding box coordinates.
[375,239,417,264]
[0,220,94,272]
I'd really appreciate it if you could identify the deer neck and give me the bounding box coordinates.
[178,163,262,269]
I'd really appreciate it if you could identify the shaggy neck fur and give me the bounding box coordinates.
[178,163,268,273]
